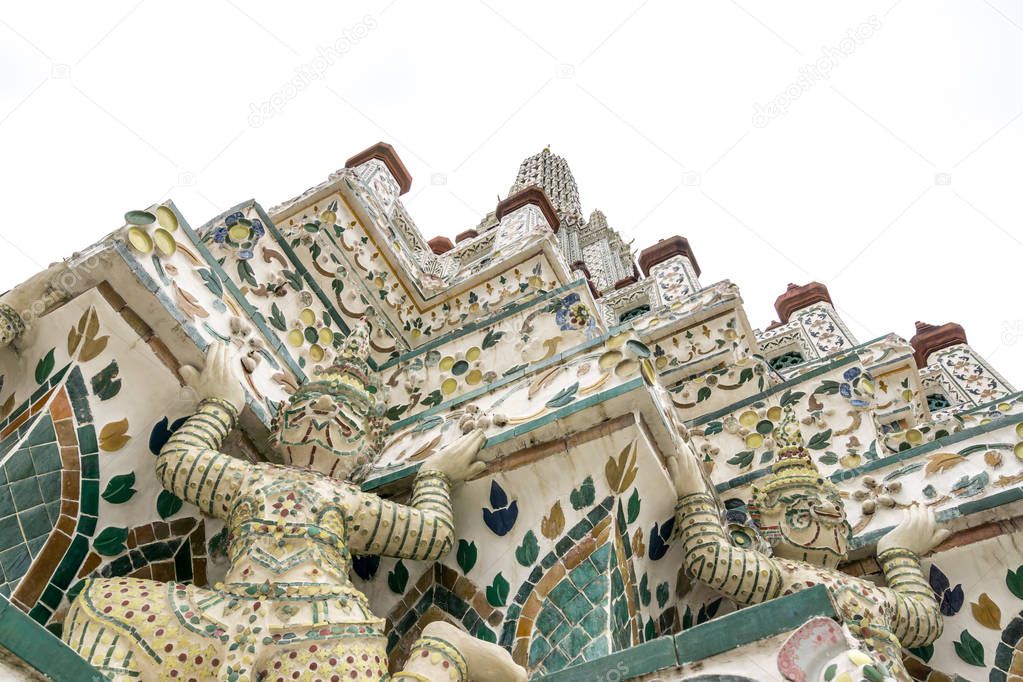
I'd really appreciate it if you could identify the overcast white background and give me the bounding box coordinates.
[1,1,1021,383]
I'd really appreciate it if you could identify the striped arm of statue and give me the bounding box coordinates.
[393,634,469,682]
[0,304,25,347]
[348,469,455,561]
[878,547,944,648]
[156,397,249,520]
[675,491,784,605]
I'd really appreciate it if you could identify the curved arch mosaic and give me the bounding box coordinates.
[495,494,642,675]
[384,562,500,670]
[991,609,1023,681]
[0,365,98,633]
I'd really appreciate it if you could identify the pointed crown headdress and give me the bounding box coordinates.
[292,320,374,407]
[748,405,836,521]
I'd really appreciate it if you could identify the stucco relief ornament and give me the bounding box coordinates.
[669,405,950,681]
[0,262,71,349]
[63,323,526,682]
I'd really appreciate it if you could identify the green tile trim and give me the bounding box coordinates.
[828,411,1023,482]
[688,333,894,428]
[0,595,103,681]
[533,635,677,682]
[490,377,646,449]
[535,585,837,681]
[715,410,1023,495]
[377,279,591,370]
[385,326,624,434]
[676,584,836,664]
[851,485,1023,551]
[956,390,1023,416]
[360,462,420,491]
[363,377,647,491]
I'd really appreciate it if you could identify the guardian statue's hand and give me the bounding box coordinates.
[667,448,708,497]
[422,429,487,483]
[876,503,950,556]
[179,342,246,413]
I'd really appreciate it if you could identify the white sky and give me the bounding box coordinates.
[1,1,1021,384]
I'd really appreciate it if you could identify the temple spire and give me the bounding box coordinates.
[508,147,583,222]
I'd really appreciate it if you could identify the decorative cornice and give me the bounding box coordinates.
[910,321,968,367]
[495,186,560,233]
[638,235,701,277]
[774,281,832,323]
[344,141,413,195]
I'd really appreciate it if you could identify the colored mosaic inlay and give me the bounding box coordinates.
[3,139,1023,682]
[61,337,526,681]
[529,542,612,673]
[0,364,103,635]
[0,413,62,595]
[0,363,70,448]
[384,563,501,670]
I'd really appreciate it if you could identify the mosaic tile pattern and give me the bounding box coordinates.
[0,356,211,637]
[498,496,620,667]
[610,499,639,650]
[990,610,1023,681]
[385,563,501,670]
[0,365,69,445]
[529,542,612,673]
[2,367,101,629]
[90,517,209,585]
[0,413,62,595]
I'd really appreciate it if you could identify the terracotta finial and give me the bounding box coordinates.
[910,321,967,367]
[427,236,454,255]
[638,236,701,277]
[614,274,638,290]
[774,282,832,323]
[571,260,591,278]
[495,186,560,233]
[455,229,478,243]
[344,142,413,195]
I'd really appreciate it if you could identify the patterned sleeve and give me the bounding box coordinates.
[0,303,25,347]
[675,491,785,605]
[878,547,944,647]
[348,469,455,561]
[156,397,249,520]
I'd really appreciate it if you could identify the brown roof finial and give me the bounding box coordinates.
[910,321,967,367]
[345,142,413,195]
[774,282,832,323]
[637,236,701,278]
[495,186,560,233]
[427,236,454,255]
